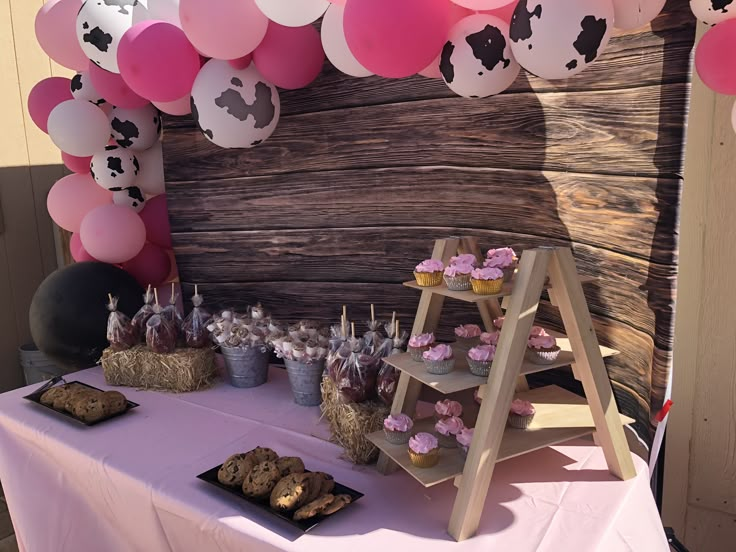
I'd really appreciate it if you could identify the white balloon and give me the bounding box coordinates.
[76,0,139,73]
[70,71,107,107]
[612,0,665,30]
[690,0,736,25]
[441,15,520,98]
[135,141,166,195]
[113,186,147,212]
[91,145,140,190]
[48,100,112,157]
[321,4,373,78]
[255,0,329,27]
[510,0,614,80]
[191,60,280,149]
[133,0,181,27]
[110,104,163,151]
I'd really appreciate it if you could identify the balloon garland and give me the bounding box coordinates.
[31,0,688,285]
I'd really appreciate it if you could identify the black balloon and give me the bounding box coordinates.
[29,262,144,371]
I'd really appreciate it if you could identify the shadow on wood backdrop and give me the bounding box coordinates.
[163,0,695,448]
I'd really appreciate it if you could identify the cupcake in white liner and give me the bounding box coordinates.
[434,399,463,422]
[508,399,536,429]
[383,413,414,445]
[470,266,504,295]
[407,332,435,362]
[454,324,482,350]
[435,416,465,448]
[414,259,444,287]
[525,326,561,365]
[485,247,518,282]
[456,427,474,458]
[449,253,478,267]
[467,344,496,377]
[423,343,455,375]
[443,263,473,291]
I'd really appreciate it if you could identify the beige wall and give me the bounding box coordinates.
[663,21,736,551]
[0,0,67,391]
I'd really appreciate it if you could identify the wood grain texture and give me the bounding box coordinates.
[165,1,694,449]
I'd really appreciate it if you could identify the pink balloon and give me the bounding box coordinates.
[47,173,112,233]
[88,62,150,109]
[344,0,451,78]
[180,0,269,60]
[451,0,515,9]
[122,243,172,287]
[80,205,147,264]
[139,194,172,249]
[153,95,192,116]
[229,54,253,70]
[61,151,92,174]
[35,0,89,72]
[70,232,98,262]
[695,19,736,95]
[253,23,324,90]
[118,22,201,102]
[27,77,73,133]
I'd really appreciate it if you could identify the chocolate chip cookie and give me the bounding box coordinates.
[72,396,109,423]
[242,460,281,500]
[101,391,127,415]
[293,494,335,521]
[40,387,68,408]
[314,472,335,495]
[269,473,309,512]
[218,454,256,487]
[247,447,278,464]
[275,456,305,478]
[321,494,352,516]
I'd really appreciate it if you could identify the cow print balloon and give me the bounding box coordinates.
[112,186,146,212]
[71,71,107,107]
[509,0,614,80]
[110,104,162,151]
[690,0,736,25]
[440,14,520,98]
[90,145,139,190]
[191,60,280,149]
[76,0,143,73]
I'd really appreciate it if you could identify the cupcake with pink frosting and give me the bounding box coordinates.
[456,427,474,458]
[422,343,455,375]
[454,324,482,350]
[470,266,504,295]
[408,332,435,362]
[467,344,496,377]
[485,247,518,282]
[449,253,478,267]
[414,259,444,287]
[435,416,465,448]
[508,399,536,429]
[434,399,463,422]
[480,331,499,346]
[444,263,474,291]
[493,316,504,329]
[525,327,561,365]
[383,413,414,445]
[408,432,440,468]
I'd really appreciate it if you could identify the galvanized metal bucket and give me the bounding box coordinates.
[221,346,269,388]
[284,358,325,406]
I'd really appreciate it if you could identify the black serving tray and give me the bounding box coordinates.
[196,465,364,533]
[23,379,139,427]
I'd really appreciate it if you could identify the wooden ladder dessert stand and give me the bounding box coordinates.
[367,237,636,542]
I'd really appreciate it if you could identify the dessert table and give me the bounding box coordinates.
[0,367,668,552]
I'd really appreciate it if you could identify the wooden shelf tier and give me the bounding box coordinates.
[402,275,595,303]
[386,336,618,395]
[366,385,635,488]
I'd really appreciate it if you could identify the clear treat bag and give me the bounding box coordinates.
[146,309,177,354]
[106,294,136,351]
[161,283,183,337]
[130,285,155,341]
[336,351,379,404]
[182,286,211,348]
[376,327,407,405]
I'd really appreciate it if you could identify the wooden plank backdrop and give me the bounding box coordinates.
[164,0,695,447]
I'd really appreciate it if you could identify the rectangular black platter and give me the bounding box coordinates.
[23,381,139,427]
[197,465,364,534]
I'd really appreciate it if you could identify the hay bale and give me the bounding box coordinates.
[101,345,217,392]
[320,376,389,465]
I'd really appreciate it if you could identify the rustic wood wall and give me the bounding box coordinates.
[164,1,695,447]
